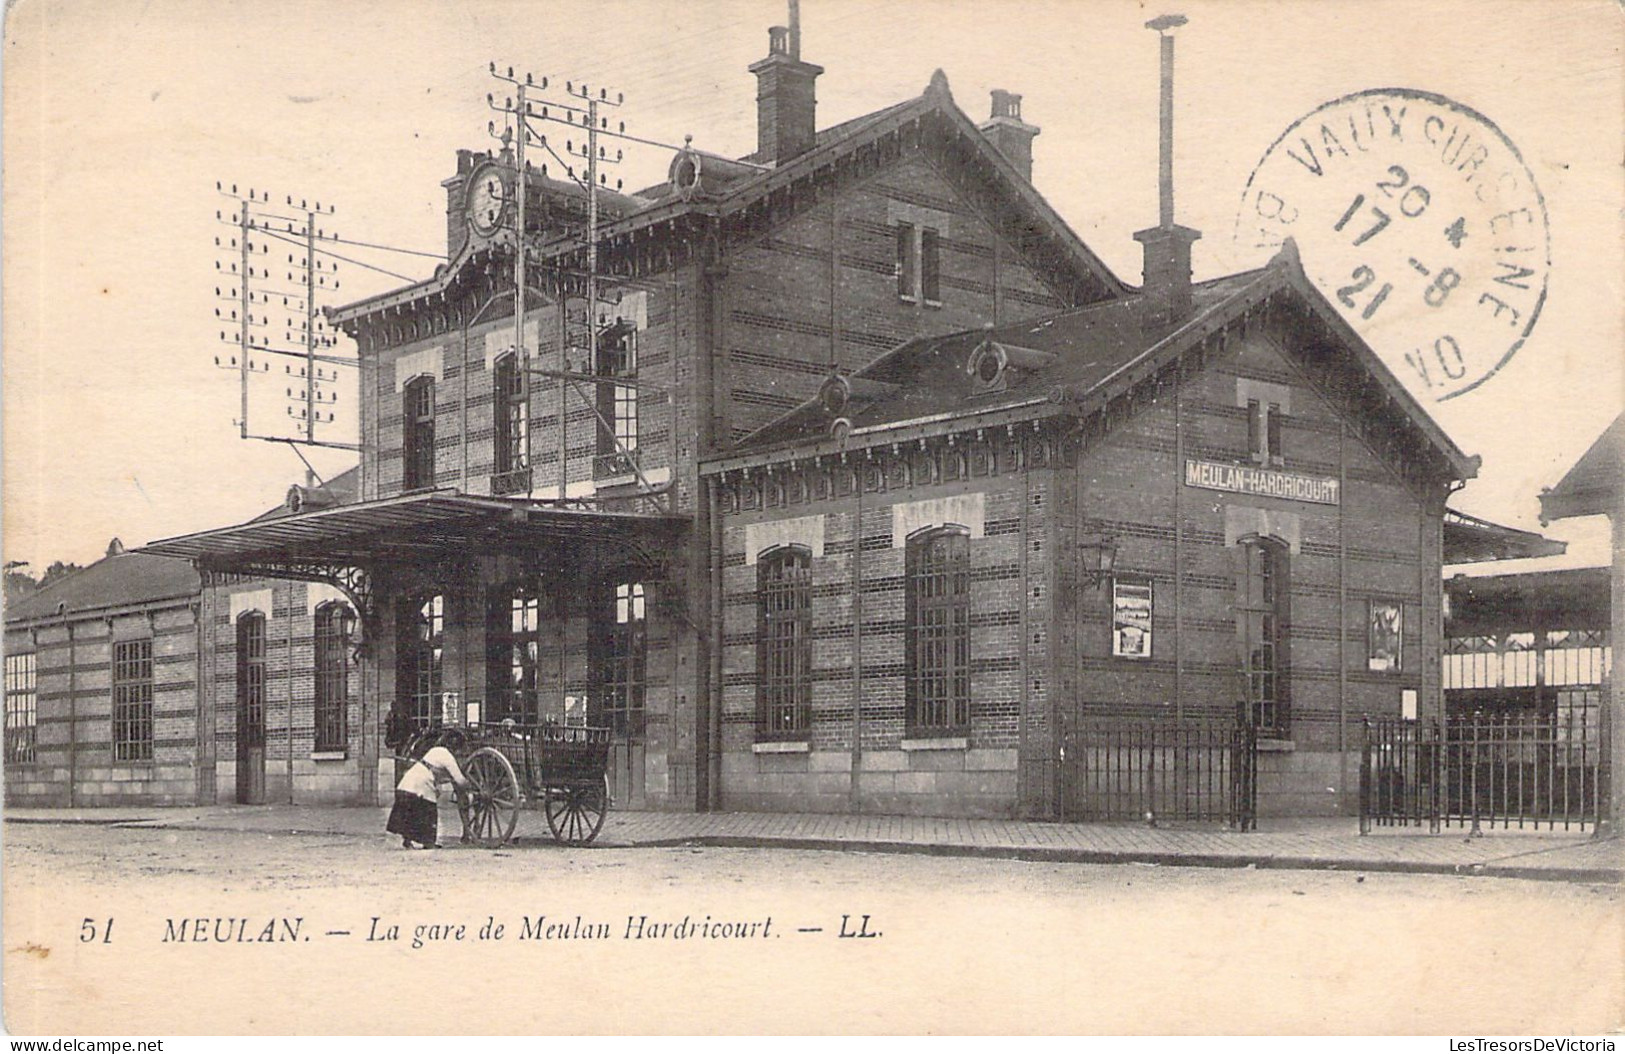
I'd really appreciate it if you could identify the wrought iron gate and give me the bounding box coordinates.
[1360,712,1611,833]
[1061,710,1258,830]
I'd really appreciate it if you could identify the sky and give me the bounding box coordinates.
[4,0,1621,575]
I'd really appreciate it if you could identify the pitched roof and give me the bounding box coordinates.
[705,241,1478,484]
[4,551,200,625]
[331,73,1127,325]
[1540,414,1622,523]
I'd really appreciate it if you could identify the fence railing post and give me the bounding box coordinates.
[1359,718,1371,836]
[1429,716,1441,834]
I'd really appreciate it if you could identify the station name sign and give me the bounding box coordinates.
[1184,459,1340,506]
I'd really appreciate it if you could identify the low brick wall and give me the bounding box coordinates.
[721,746,1021,817]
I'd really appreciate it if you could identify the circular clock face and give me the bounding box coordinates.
[467,165,508,236]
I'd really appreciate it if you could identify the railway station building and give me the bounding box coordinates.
[3,473,370,806]
[13,18,1550,818]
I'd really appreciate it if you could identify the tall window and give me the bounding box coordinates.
[313,603,353,752]
[896,222,942,305]
[397,594,443,731]
[757,547,812,738]
[487,584,543,725]
[113,639,154,762]
[921,227,941,304]
[896,221,916,300]
[594,324,638,477]
[906,528,971,733]
[1238,539,1290,736]
[236,614,266,756]
[492,353,529,494]
[594,582,646,737]
[403,376,436,490]
[5,652,37,765]
[1247,399,1283,466]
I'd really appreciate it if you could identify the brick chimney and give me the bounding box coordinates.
[441,149,484,259]
[748,19,822,166]
[1132,15,1201,327]
[979,90,1040,182]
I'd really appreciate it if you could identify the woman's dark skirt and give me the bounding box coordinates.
[386,791,439,846]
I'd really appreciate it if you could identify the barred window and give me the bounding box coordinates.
[236,613,266,755]
[757,547,812,739]
[403,376,436,490]
[1238,539,1290,736]
[906,527,971,733]
[113,639,154,762]
[5,652,37,765]
[492,353,529,493]
[397,594,443,732]
[487,583,543,725]
[313,603,353,752]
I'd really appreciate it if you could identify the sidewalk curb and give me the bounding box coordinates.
[11,814,1618,884]
[626,834,1623,884]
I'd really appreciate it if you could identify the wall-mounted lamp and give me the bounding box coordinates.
[1079,535,1118,589]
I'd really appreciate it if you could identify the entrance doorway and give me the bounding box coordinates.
[592,581,646,807]
[235,613,267,804]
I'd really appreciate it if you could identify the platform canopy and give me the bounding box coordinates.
[1443,508,1568,564]
[139,489,687,589]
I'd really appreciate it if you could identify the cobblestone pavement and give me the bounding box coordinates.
[7,803,1619,880]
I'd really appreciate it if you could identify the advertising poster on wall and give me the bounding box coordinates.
[1112,579,1153,659]
[1369,600,1403,672]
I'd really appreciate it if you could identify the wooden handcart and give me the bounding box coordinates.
[402,722,613,848]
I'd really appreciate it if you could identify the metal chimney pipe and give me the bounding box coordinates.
[1147,14,1186,229]
[789,0,801,59]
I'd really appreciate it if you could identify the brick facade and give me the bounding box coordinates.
[707,307,1455,819]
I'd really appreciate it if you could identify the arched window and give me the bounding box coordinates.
[234,613,266,759]
[403,376,436,490]
[1238,538,1290,736]
[487,583,543,725]
[397,594,443,731]
[313,603,354,752]
[757,547,812,738]
[492,353,529,494]
[906,527,971,733]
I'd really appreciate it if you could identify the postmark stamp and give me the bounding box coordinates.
[1235,89,1550,401]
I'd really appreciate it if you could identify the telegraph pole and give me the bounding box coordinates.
[213,183,436,453]
[514,77,529,372]
[239,205,252,441]
[587,94,599,373]
[305,206,317,442]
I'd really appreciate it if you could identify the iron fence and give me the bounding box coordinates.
[1360,710,1610,833]
[1061,709,1257,830]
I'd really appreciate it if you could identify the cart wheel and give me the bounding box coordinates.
[459,747,520,848]
[544,775,610,846]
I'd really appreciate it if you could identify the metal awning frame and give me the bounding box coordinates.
[141,489,688,644]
